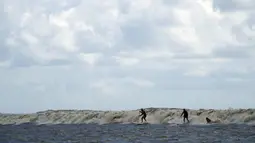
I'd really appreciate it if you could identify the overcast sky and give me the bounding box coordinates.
[1,0,255,113]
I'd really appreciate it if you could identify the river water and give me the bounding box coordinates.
[1,123,255,143]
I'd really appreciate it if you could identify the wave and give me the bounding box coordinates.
[1,108,255,125]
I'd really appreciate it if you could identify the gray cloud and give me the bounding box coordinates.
[120,20,156,48]
[213,0,255,12]
[212,45,254,59]
[1,0,255,112]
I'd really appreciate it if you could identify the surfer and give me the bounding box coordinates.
[206,117,221,124]
[206,117,212,124]
[139,108,147,123]
[180,109,189,123]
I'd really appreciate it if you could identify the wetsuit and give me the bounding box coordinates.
[206,117,211,123]
[181,109,189,123]
[140,109,147,123]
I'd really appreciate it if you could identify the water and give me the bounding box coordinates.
[1,123,255,143]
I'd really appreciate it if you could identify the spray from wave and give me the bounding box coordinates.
[1,108,255,125]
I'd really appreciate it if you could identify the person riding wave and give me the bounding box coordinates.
[206,117,221,124]
[180,109,190,123]
[139,108,147,123]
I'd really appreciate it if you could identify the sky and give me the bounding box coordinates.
[1,0,255,113]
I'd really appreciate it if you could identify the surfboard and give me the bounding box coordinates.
[134,122,149,125]
[178,122,190,127]
[168,123,179,126]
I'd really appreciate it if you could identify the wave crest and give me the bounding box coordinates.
[1,108,255,125]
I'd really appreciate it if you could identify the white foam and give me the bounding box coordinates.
[0,108,255,125]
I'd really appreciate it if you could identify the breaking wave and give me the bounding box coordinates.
[1,108,255,125]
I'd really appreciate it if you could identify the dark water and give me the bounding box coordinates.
[1,123,255,143]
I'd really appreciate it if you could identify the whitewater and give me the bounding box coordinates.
[1,108,255,125]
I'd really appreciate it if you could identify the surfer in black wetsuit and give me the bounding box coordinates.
[206,117,212,124]
[139,108,147,123]
[181,109,189,123]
